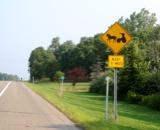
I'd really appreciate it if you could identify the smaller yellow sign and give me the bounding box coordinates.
[108,55,124,68]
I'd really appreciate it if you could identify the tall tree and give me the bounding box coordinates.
[44,49,58,80]
[75,37,97,74]
[48,37,60,52]
[56,40,76,73]
[29,47,46,80]
[93,33,110,70]
[119,8,157,43]
[117,8,160,98]
[118,43,144,98]
[146,41,160,72]
[29,47,58,81]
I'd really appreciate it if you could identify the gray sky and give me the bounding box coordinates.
[0,0,160,80]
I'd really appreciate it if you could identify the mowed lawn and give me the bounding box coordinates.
[25,82,160,130]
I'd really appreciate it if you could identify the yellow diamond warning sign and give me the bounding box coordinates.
[101,22,132,54]
[108,55,124,68]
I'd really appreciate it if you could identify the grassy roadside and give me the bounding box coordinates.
[25,82,160,130]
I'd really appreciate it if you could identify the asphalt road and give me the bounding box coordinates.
[0,81,81,130]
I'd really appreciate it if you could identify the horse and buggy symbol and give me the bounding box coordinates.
[106,33,127,43]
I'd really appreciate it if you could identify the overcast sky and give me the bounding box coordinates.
[0,0,160,80]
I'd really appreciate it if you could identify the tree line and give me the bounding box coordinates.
[29,8,160,109]
[29,34,107,81]
[0,72,19,81]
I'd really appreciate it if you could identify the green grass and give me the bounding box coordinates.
[25,82,160,130]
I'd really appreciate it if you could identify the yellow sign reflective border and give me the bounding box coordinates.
[108,55,124,68]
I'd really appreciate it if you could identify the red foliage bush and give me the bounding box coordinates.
[67,67,86,86]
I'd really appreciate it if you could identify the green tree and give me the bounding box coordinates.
[150,25,160,41]
[117,8,160,99]
[54,71,64,82]
[48,37,60,51]
[29,47,58,81]
[74,34,110,74]
[119,8,157,43]
[29,47,46,80]
[75,37,97,74]
[118,43,146,98]
[45,49,58,80]
[93,33,110,70]
[146,41,160,73]
[56,40,76,73]
[48,34,109,77]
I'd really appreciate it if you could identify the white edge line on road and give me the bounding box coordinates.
[0,81,12,97]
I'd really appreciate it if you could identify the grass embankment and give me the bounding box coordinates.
[25,82,160,130]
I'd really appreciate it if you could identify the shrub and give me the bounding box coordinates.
[141,94,160,110]
[54,71,64,81]
[89,76,105,94]
[89,75,113,95]
[67,67,86,86]
[143,72,160,95]
[126,91,143,104]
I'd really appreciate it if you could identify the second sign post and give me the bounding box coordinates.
[101,22,132,121]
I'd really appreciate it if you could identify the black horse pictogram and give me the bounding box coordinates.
[117,33,126,43]
[106,34,117,41]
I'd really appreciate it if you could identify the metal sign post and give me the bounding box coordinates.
[100,21,132,121]
[61,78,64,95]
[32,76,34,84]
[114,68,118,120]
[60,76,65,96]
[105,76,110,120]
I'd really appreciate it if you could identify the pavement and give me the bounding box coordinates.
[0,81,82,130]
